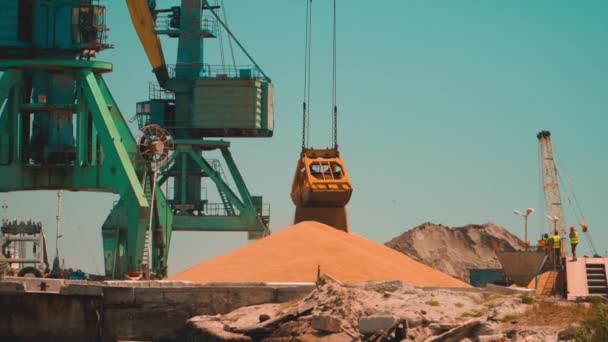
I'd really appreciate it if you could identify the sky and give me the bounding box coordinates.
[1,0,608,275]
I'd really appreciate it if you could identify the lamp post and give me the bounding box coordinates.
[546,214,559,234]
[513,208,535,250]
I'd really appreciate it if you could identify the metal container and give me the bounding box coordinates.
[191,78,273,137]
[469,269,503,287]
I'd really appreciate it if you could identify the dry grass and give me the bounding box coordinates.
[425,300,440,307]
[461,309,485,318]
[519,295,534,305]
[517,301,593,326]
[500,314,518,323]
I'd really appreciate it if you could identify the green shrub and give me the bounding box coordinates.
[575,302,608,342]
[520,295,535,305]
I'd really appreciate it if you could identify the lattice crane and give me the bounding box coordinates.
[537,130,599,256]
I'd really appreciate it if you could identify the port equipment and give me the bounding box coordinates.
[290,0,353,231]
[0,0,272,279]
[1,219,50,277]
[125,0,272,246]
[537,131,599,256]
[135,124,174,279]
[0,0,173,279]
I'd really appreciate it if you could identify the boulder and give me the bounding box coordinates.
[311,315,342,333]
[358,315,397,335]
[474,322,498,336]
[558,323,581,340]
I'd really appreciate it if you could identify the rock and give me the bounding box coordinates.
[402,312,423,327]
[259,314,271,323]
[439,323,460,331]
[358,315,397,335]
[364,280,404,293]
[428,322,445,334]
[504,330,517,339]
[558,323,581,340]
[476,334,505,342]
[474,322,498,336]
[425,319,482,342]
[311,315,342,333]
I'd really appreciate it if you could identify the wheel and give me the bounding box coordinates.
[17,266,42,278]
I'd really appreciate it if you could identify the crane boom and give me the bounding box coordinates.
[537,131,566,234]
[126,0,169,85]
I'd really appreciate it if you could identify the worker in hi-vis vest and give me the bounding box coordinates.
[552,231,561,265]
[569,226,579,261]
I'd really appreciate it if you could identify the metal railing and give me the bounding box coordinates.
[260,203,271,218]
[166,64,265,80]
[204,202,238,216]
[155,13,218,36]
[148,83,174,100]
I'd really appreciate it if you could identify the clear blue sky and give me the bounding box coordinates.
[2,1,608,275]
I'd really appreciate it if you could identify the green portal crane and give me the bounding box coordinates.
[0,0,272,279]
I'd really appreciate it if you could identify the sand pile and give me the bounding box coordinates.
[386,222,526,282]
[170,221,469,287]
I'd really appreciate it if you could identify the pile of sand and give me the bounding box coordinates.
[170,221,469,287]
[386,222,526,282]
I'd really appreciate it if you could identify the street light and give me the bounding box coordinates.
[513,208,535,250]
[546,214,559,233]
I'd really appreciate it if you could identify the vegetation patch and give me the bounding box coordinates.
[575,301,608,342]
[500,314,518,323]
[518,300,593,326]
[425,300,440,307]
[461,309,485,318]
[519,295,534,305]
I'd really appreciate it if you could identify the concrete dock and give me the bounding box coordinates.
[0,277,314,341]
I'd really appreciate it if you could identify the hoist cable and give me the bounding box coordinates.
[302,0,312,149]
[331,0,338,149]
[217,0,225,66]
[219,0,237,74]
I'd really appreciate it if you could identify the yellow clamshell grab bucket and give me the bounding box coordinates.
[291,148,353,231]
[292,0,352,231]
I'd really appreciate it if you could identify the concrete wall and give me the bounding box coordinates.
[566,257,608,300]
[0,278,314,341]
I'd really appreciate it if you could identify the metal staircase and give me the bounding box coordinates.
[586,264,608,296]
[217,188,236,216]
[209,160,236,216]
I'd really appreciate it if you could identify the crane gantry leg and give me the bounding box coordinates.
[0,60,173,279]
